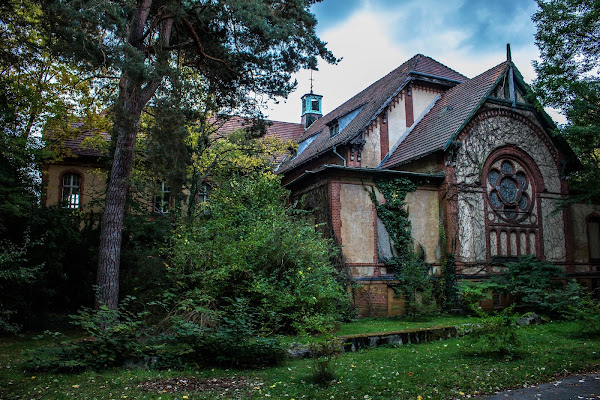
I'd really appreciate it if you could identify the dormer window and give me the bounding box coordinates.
[329,120,340,137]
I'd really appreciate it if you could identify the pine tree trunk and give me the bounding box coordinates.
[94,0,170,310]
[95,82,144,310]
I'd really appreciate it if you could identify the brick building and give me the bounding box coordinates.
[278,52,600,316]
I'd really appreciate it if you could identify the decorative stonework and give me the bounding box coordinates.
[485,158,534,224]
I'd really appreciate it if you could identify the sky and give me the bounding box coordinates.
[264,0,559,123]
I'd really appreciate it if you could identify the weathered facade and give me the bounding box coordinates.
[44,52,600,316]
[278,53,600,316]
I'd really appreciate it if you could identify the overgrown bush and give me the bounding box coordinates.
[155,298,286,369]
[492,255,585,318]
[567,295,600,337]
[167,173,350,335]
[25,296,149,371]
[465,305,521,359]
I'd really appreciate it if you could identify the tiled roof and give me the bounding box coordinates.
[381,61,509,169]
[215,115,304,142]
[51,122,110,158]
[57,116,303,158]
[278,54,467,173]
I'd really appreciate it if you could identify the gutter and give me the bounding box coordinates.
[332,145,347,167]
[283,164,445,188]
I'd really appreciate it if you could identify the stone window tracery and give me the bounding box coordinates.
[486,159,533,223]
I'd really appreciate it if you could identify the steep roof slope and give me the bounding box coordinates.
[381,62,509,168]
[278,54,467,173]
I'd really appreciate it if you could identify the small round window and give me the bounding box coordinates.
[486,159,532,222]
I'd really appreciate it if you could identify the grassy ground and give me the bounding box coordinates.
[1,321,598,399]
[336,315,473,336]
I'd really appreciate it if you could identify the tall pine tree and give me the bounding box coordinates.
[45,0,336,309]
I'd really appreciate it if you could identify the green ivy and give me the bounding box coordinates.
[367,177,416,264]
[368,177,437,319]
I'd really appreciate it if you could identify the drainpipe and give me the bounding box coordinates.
[332,145,347,167]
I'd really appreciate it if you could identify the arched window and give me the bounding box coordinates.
[62,173,81,209]
[482,148,542,261]
[587,216,600,264]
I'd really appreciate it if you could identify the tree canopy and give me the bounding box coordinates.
[44,0,336,309]
[533,0,600,201]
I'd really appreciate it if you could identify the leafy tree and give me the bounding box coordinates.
[532,0,600,201]
[45,0,336,309]
[168,170,349,334]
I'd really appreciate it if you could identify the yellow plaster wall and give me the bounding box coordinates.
[406,188,441,264]
[340,182,376,266]
[45,163,107,213]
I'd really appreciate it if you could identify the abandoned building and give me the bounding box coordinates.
[44,51,600,316]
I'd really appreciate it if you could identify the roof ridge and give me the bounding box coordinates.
[413,54,468,79]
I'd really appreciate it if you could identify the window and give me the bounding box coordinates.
[486,159,532,222]
[588,216,600,263]
[154,181,171,214]
[311,99,320,112]
[62,173,81,209]
[197,184,209,204]
[329,120,340,137]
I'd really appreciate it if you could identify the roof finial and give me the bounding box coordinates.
[506,43,512,62]
[309,69,314,94]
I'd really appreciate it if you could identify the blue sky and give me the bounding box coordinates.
[266,0,553,123]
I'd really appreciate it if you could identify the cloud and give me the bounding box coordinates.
[266,0,544,123]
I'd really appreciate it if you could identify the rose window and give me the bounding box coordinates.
[487,160,532,222]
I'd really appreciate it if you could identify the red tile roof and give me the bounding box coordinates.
[277,54,467,173]
[56,116,303,158]
[215,116,303,142]
[381,62,508,168]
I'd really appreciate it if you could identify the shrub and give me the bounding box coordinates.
[154,298,286,369]
[25,296,149,371]
[167,173,350,335]
[466,305,521,359]
[492,256,585,318]
[308,333,342,386]
[567,295,600,337]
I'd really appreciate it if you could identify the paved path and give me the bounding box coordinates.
[481,373,600,400]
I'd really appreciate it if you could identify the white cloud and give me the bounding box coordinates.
[264,1,561,125]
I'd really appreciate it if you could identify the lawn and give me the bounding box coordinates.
[1,320,599,399]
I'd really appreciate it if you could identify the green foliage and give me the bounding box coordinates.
[442,253,459,310]
[368,177,417,261]
[155,298,286,369]
[533,0,600,202]
[167,173,349,335]
[393,247,439,321]
[491,255,583,318]
[458,280,497,313]
[309,333,342,386]
[567,294,600,337]
[466,305,522,359]
[369,177,437,319]
[25,297,149,371]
